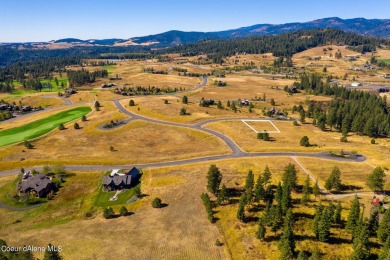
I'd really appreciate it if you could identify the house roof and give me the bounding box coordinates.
[19,174,52,193]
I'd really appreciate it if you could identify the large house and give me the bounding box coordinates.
[102,167,140,191]
[18,173,54,198]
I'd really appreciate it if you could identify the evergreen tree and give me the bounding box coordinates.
[264,185,274,205]
[256,218,266,240]
[324,166,342,192]
[182,95,188,104]
[312,203,324,238]
[103,207,115,219]
[333,201,342,224]
[43,243,62,260]
[231,102,237,113]
[227,100,231,108]
[254,175,265,202]
[262,165,272,186]
[278,209,295,260]
[283,163,298,188]
[318,206,332,242]
[129,99,135,106]
[346,196,361,234]
[351,221,370,260]
[119,206,129,216]
[74,122,80,129]
[217,184,229,205]
[281,184,292,214]
[237,194,246,222]
[378,208,390,243]
[207,165,222,194]
[379,237,390,260]
[301,176,311,204]
[367,167,386,192]
[275,182,283,205]
[368,209,379,237]
[217,100,223,109]
[313,179,321,198]
[244,170,255,203]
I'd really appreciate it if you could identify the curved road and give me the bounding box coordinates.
[0,75,367,183]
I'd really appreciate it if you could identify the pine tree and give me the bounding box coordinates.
[217,100,223,109]
[312,203,324,238]
[129,99,135,106]
[309,247,322,260]
[254,175,265,202]
[379,237,390,260]
[301,176,311,204]
[367,167,386,192]
[278,209,295,259]
[275,182,283,205]
[256,218,266,240]
[44,243,62,260]
[227,100,231,108]
[346,195,361,233]
[237,194,246,222]
[244,170,255,203]
[182,95,188,104]
[351,221,370,260]
[368,209,379,237]
[378,208,390,243]
[217,184,229,205]
[313,179,321,198]
[264,185,274,205]
[281,184,292,214]
[262,165,272,186]
[325,166,342,192]
[282,163,298,188]
[231,102,237,113]
[318,206,332,242]
[207,165,222,194]
[333,201,342,224]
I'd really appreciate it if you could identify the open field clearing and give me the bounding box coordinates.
[119,96,262,124]
[297,157,390,192]
[0,93,66,107]
[204,119,390,166]
[0,101,230,169]
[0,106,91,147]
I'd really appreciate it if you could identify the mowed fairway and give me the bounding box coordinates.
[0,106,91,147]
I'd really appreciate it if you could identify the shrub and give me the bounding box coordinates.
[110,146,115,152]
[300,136,310,147]
[74,122,80,129]
[103,207,115,219]
[215,239,223,246]
[120,206,129,216]
[180,108,187,115]
[129,100,135,106]
[293,121,299,126]
[164,99,169,104]
[340,136,348,142]
[23,140,33,149]
[152,197,162,208]
[81,115,87,121]
[371,139,376,144]
[58,123,65,130]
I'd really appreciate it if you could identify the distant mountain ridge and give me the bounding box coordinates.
[2,17,390,48]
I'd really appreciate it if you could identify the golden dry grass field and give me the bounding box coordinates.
[1,54,390,260]
[0,156,363,260]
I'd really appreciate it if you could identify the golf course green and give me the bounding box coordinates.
[0,106,92,147]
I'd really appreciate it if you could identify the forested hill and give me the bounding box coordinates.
[161,28,389,62]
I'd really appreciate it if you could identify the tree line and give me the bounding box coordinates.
[293,73,390,137]
[158,28,389,64]
[67,69,108,86]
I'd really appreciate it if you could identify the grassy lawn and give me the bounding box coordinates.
[94,183,140,207]
[0,106,91,147]
[378,59,390,65]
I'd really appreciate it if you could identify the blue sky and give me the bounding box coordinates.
[1,0,389,42]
